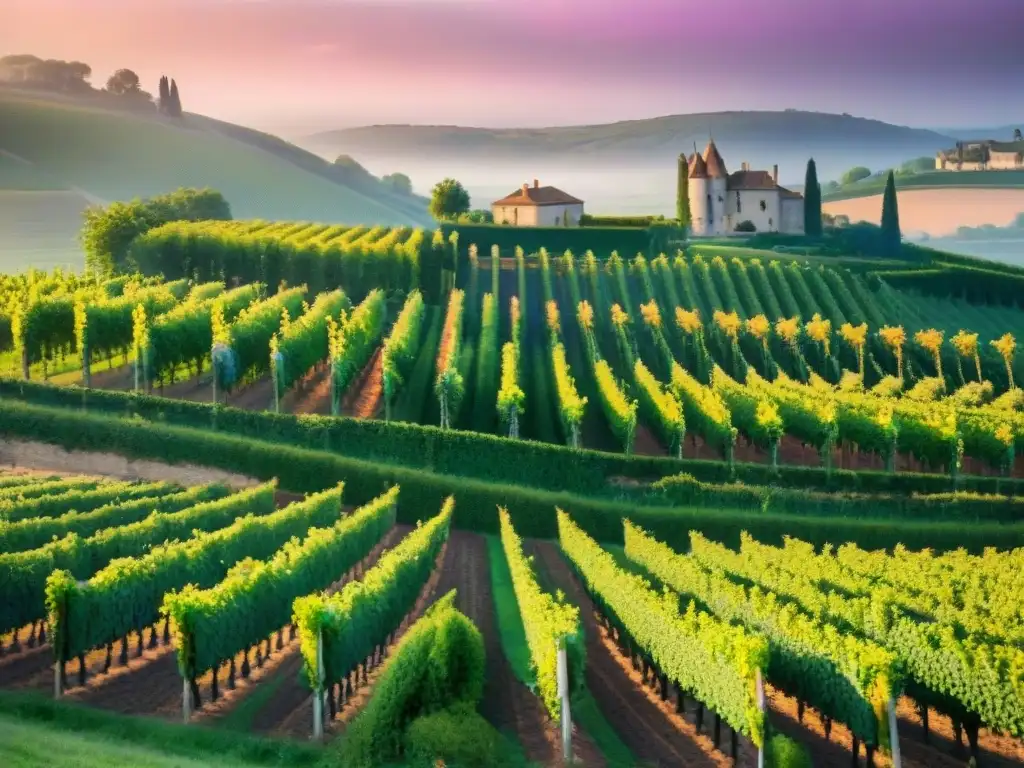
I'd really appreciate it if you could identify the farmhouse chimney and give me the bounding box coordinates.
[534,179,539,188]
[772,164,778,184]
[522,183,529,196]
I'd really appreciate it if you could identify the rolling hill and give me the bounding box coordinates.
[306,110,954,157]
[822,169,1024,202]
[0,88,431,271]
[301,110,965,217]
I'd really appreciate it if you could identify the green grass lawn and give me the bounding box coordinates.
[0,692,323,768]
[0,717,277,768]
[0,190,88,271]
[0,152,67,191]
[822,169,1024,202]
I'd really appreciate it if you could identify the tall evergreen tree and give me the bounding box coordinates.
[158,76,170,113]
[880,170,902,257]
[803,158,822,236]
[676,153,691,228]
[168,79,182,117]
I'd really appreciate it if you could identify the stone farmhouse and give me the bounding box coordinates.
[491,180,584,227]
[935,138,1024,171]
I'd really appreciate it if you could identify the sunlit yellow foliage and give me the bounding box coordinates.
[992,333,1017,389]
[676,307,702,334]
[914,328,945,379]
[879,325,907,378]
[499,508,580,720]
[640,300,662,329]
[805,313,831,355]
[545,300,560,335]
[746,314,770,341]
[840,323,867,350]
[775,317,801,347]
[577,300,594,331]
[611,303,629,328]
[714,310,741,340]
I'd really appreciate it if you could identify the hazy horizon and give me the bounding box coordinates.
[4,0,1024,137]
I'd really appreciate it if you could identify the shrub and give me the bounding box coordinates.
[404,705,505,768]
[765,734,813,768]
[335,593,485,767]
[735,220,757,233]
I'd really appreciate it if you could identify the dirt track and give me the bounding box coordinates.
[343,348,383,419]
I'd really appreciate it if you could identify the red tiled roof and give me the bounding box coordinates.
[726,170,776,190]
[688,152,708,179]
[778,186,803,199]
[702,140,728,178]
[492,184,583,207]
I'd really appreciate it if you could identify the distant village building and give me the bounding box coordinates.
[687,140,804,236]
[935,139,1024,171]
[491,180,584,227]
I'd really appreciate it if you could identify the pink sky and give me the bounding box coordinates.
[3,0,1022,135]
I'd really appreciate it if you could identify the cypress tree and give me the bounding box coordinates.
[880,170,901,257]
[158,76,170,113]
[676,153,691,229]
[169,79,182,117]
[803,158,822,236]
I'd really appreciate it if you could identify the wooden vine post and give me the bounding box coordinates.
[756,669,765,768]
[887,697,902,768]
[52,589,67,699]
[312,628,325,740]
[182,675,192,723]
[557,638,572,763]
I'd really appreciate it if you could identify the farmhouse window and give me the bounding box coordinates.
[760,200,767,212]
[736,192,741,213]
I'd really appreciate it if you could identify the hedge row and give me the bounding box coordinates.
[652,473,1024,523]
[0,378,1021,499]
[877,263,1024,307]
[441,223,653,259]
[0,399,1022,553]
[580,214,663,228]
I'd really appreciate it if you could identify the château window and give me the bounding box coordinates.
[736,192,741,213]
[718,195,724,203]
[760,200,767,212]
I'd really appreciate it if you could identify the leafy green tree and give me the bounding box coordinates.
[900,157,934,174]
[1014,128,1022,142]
[803,158,822,237]
[429,178,471,221]
[840,166,872,185]
[880,170,901,256]
[676,153,691,228]
[457,209,493,224]
[105,68,143,96]
[81,188,231,275]
[381,172,413,194]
